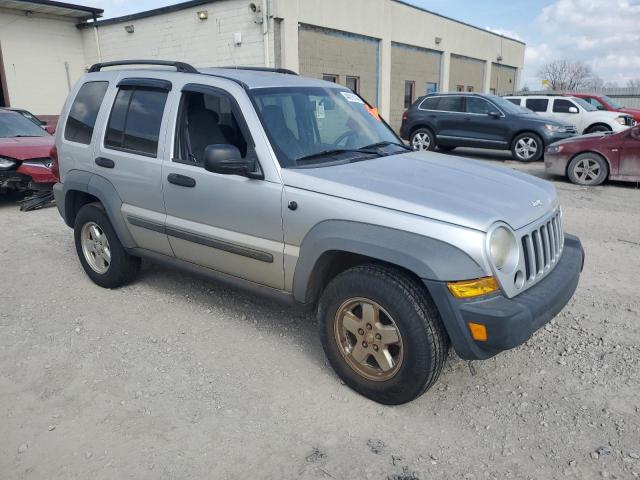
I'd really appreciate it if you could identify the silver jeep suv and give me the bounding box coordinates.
[53,60,584,404]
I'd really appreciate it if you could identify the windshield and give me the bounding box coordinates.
[0,112,48,138]
[572,97,597,112]
[602,95,623,109]
[251,87,401,167]
[484,95,529,115]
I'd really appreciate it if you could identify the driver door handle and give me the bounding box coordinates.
[167,173,196,188]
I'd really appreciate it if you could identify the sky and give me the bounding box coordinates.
[77,0,640,89]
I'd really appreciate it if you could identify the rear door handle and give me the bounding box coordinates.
[95,157,115,168]
[167,173,196,188]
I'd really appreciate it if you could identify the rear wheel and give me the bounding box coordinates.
[74,203,140,288]
[410,128,436,151]
[511,132,543,162]
[318,264,448,405]
[567,152,608,186]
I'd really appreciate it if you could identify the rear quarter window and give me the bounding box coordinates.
[64,81,109,145]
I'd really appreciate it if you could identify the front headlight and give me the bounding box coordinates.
[546,144,564,154]
[544,124,563,132]
[615,116,626,125]
[0,157,17,169]
[488,226,518,271]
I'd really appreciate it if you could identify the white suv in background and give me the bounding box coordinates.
[505,95,636,135]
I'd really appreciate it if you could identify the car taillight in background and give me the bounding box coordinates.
[49,145,59,180]
[402,110,408,122]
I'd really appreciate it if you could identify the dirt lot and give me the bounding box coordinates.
[1,153,639,480]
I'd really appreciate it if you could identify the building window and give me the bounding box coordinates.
[426,82,438,94]
[404,81,415,109]
[467,86,474,92]
[346,76,360,94]
[323,74,339,83]
[456,85,464,92]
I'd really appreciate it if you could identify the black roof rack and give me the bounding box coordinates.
[88,60,198,74]
[220,66,298,76]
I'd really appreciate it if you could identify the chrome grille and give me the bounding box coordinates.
[564,125,578,134]
[520,210,564,285]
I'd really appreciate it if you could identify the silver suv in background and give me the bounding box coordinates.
[53,60,585,404]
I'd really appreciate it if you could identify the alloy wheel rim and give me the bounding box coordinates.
[515,137,538,160]
[574,158,601,184]
[81,222,111,274]
[412,132,430,151]
[334,297,404,382]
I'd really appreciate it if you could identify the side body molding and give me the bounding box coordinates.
[57,170,136,248]
[292,220,486,303]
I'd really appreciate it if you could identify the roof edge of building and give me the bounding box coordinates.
[77,0,215,28]
[393,0,526,46]
[12,0,103,19]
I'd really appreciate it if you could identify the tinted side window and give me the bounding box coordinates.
[525,99,549,112]
[506,98,521,105]
[466,97,493,114]
[553,99,576,113]
[436,96,463,112]
[105,88,168,157]
[64,81,109,145]
[419,97,440,110]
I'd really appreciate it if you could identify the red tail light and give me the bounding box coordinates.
[49,144,59,180]
[402,110,408,122]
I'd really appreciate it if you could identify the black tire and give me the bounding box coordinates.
[318,264,449,405]
[567,152,608,186]
[511,132,544,162]
[585,124,612,134]
[438,146,456,152]
[74,202,140,288]
[410,128,436,152]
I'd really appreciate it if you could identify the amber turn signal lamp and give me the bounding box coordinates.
[447,277,499,299]
[467,322,488,341]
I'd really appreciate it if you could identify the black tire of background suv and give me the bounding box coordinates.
[511,132,544,162]
[410,128,436,151]
[74,203,141,288]
[318,264,449,405]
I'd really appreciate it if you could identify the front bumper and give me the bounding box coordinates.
[544,153,571,176]
[425,234,584,360]
[541,130,575,145]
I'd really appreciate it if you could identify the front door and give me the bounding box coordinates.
[550,98,583,132]
[461,96,509,147]
[161,83,286,290]
[620,129,640,179]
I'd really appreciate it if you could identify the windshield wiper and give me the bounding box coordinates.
[295,149,378,165]
[358,141,411,151]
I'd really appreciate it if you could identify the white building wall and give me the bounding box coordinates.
[80,0,265,70]
[0,8,86,115]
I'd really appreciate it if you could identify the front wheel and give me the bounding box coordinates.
[585,124,611,134]
[567,153,608,186]
[511,132,543,162]
[318,264,449,405]
[74,203,140,288]
[410,128,436,151]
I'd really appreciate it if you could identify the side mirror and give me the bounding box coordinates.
[488,111,501,118]
[597,105,606,111]
[204,144,249,176]
[568,106,579,114]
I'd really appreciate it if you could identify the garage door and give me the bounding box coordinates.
[390,42,441,131]
[449,54,485,93]
[298,24,379,106]
[491,63,517,94]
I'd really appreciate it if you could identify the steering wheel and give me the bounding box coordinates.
[333,131,359,147]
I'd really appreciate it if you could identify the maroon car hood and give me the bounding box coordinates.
[0,135,54,160]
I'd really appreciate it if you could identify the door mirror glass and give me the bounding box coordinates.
[204,144,248,175]
[568,106,579,114]
[488,111,501,118]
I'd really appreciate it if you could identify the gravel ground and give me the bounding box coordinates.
[1,154,639,480]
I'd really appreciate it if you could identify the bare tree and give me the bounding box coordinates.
[538,60,594,91]
[627,79,640,89]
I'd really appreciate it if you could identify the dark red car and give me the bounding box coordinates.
[0,109,57,194]
[572,93,640,123]
[545,125,640,185]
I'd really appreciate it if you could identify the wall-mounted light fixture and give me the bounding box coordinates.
[197,10,208,20]
[435,37,442,45]
[497,55,503,62]
[124,24,134,33]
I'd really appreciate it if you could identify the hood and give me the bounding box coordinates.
[0,135,54,161]
[282,152,558,232]
[551,131,618,147]
[618,107,640,119]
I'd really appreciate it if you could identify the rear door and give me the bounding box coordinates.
[94,76,173,256]
[430,95,466,144]
[460,96,509,147]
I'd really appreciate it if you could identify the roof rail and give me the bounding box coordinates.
[220,66,298,76]
[88,60,198,74]
[511,92,566,97]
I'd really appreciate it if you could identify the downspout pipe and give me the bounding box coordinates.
[262,0,270,67]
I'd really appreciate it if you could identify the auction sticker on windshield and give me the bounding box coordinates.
[341,91,364,104]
